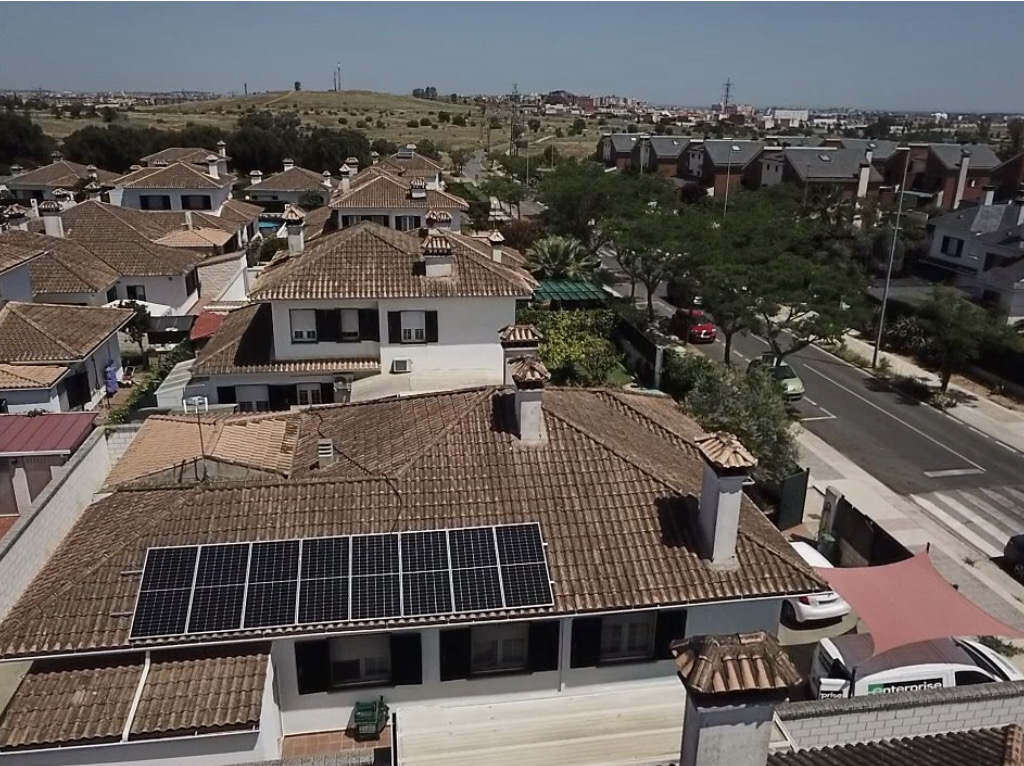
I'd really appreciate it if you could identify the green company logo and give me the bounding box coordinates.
[867,678,944,694]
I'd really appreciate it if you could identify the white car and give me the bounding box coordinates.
[784,541,851,624]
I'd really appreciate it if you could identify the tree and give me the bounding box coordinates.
[917,288,1015,392]
[1005,119,1024,160]
[698,261,758,365]
[527,118,541,133]
[526,235,598,279]
[452,114,467,127]
[62,124,154,172]
[571,117,586,135]
[296,127,370,173]
[497,219,542,253]
[123,301,150,356]
[609,209,685,322]
[448,147,471,175]
[517,308,624,387]
[0,111,55,167]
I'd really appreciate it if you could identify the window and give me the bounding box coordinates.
[599,613,655,662]
[968,179,978,188]
[941,236,964,258]
[140,195,171,210]
[954,670,994,686]
[297,383,323,407]
[181,194,213,210]
[105,286,118,302]
[395,215,421,232]
[126,284,147,301]
[329,634,391,687]
[471,623,529,674]
[401,311,426,343]
[185,268,200,297]
[290,309,317,342]
[340,309,360,340]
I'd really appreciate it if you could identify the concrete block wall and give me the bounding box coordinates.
[105,425,142,463]
[777,680,1024,749]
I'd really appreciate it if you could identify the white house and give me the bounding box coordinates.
[0,377,823,765]
[185,213,534,410]
[140,143,230,177]
[329,166,469,232]
[3,154,118,203]
[377,144,445,189]
[109,159,235,212]
[0,301,132,414]
[0,234,42,307]
[926,190,1024,321]
[246,159,337,207]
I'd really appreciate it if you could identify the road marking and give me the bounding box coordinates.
[923,468,987,478]
[911,495,1003,558]
[733,351,746,360]
[804,396,818,406]
[800,415,837,422]
[798,363,987,474]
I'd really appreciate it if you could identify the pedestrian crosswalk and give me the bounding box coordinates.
[910,485,1024,558]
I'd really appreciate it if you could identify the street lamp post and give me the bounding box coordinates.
[871,147,911,368]
[723,144,741,220]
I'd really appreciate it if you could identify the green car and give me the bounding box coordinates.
[749,358,806,401]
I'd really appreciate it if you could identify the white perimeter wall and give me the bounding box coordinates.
[0,731,262,766]
[111,277,196,315]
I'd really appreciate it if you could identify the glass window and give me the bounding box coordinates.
[329,634,391,687]
[340,309,360,340]
[106,286,118,302]
[297,384,323,407]
[600,613,655,661]
[954,670,993,686]
[401,311,426,343]
[471,623,528,674]
[126,284,147,301]
[182,194,213,211]
[290,309,317,342]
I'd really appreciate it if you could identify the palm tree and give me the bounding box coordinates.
[526,236,598,280]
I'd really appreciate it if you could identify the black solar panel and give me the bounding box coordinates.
[403,570,453,616]
[195,544,249,587]
[449,527,497,568]
[132,588,192,638]
[188,584,244,633]
[352,535,399,575]
[301,537,349,579]
[496,524,546,565]
[401,530,449,572]
[351,574,401,620]
[245,581,298,628]
[297,577,348,624]
[501,563,552,608]
[249,540,300,583]
[452,566,503,612]
[140,547,198,590]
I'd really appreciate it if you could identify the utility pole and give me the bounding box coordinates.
[872,146,911,368]
[508,83,521,157]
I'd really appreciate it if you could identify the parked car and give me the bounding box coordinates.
[783,541,850,624]
[671,307,717,344]
[748,357,805,401]
[1003,535,1024,580]
[809,633,1024,698]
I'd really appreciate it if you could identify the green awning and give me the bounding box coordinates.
[534,280,607,303]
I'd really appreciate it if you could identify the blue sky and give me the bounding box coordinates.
[3,2,1023,112]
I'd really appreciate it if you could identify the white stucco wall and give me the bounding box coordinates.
[0,731,262,766]
[270,300,379,362]
[0,264,34,305]
[682,697,774,766]
[111,276,197,315]
[0,387,61,414]
[336,207,463,232]
[683,599,783,637]
[116,186,232,212]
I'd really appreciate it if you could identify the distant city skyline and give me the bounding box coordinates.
[3,2,1024,113]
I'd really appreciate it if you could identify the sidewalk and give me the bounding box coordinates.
[840,332,1024,455]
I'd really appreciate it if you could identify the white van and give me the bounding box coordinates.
[809,633,1024,698]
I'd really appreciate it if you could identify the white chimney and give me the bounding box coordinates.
[422,230,453,277]
[184,211,194,231]
[488,230,505,263]
[509,356,550,446]
[38,200,65,238]
[856,160,871,201]
[339,164,352,193]
[283,158,295,172]
[981,185,995,206]
[370,151,380,165]
[84,181,102,201]
[953,148,971,209]
[322,170,332,189]
[9,165,24,176]
[345,156,360,176]
[410,178,427,200]
[249,170,263,187]
[217,140,228,158]
[206,155,220,180]
[317,438,336,469]
[694,433,757,567]
[283,206,305,254]
[86,164,98,181]
[499,325,543,385]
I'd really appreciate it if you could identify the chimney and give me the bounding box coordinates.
[421,230,453,277]
[317,438,336,469]
[864,141,875,167]
[282,158,295,172]
[674,631,801,766]
[129,164,142,172]
[370,151,380,165]
[339,164,352,193]
[5,205,29,230]
[982,185,995,206]
[499,324,543,385]
[9,164,23,176]
[184,211,194,230]
[86,164,98,181]
[856,159,871,201]
[217,140,228,158]
[50,151,62,163]
[322,170,332,189]
[488,230,505,262]
[283,205,306,254]
[694,433,757,567]
[206,155,220,179]
[249,170,263,187]
[84,181,102,201]
[953,147,971,209]
[38,200,65,238]
[52,188,74,210]
[509,356,550,446]
[410,178,427,200]
[345,156,360,176]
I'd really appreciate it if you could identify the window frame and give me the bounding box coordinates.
[290,308,318,343]
[470,623,530,675]
[400,310,427,344]
[297,383,323,407]
[328,633,392,689]
[340,309,360,341]
[126,284,147,302]
[598,612,656,663]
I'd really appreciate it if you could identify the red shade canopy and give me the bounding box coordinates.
[816,553,1024,656]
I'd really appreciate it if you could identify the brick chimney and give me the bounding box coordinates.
[50,151,62,163]
[38,200,64,238]
[488,230,505,263]
[282,204,306,254]
[9,165,24,176]
[206,155,220,180]
[52,188,74,210]
[499,325,543,385]
[509,356,550,446]
[674,631,801,766]
[370,151,380,165]
[338,164,352,193]
[694,433,757,567]
[421,230,453,277]
[249,170,263,187]
[283,158,295,172]
[953,148,971,209]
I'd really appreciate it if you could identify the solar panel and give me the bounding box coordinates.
[351,574,401,620]
[495,524,546,565]
[139,547,198,590]
[301,537,349,579]
[195,543,249,587]
[132,588,192,638]
[188,584,245,633]
[249,540,300,582]
[403,570,453,616]
[501,563,552,608]
[401,530,449,572]
[449,527,497,569]
[352,534,399,575]
[297,576,348,624]
[245,581,298,628]
[452,566,503,612]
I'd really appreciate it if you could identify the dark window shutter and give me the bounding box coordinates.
[268,384,296,411]
[216,386,237,405]
[439,628,472,681]
[527,621,560,673]
[654,609,687,660]
[358,309,380,342]
[316,310,341,342]
[387,311,402,344]
[570,616,603,668]
[320,382,334,404]
[390,632,423,685]
[425,311,439,343]
[294,639,331,695]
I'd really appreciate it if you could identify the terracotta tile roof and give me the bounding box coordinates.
[191,303,381,376]
[459,231,527,267]
[252,166,334,193]
[381,150,443,175]
[672,631,801,697]
[350,164,405,189]
[301,205,336,241]
[0,237,45,276]
[26,238,121,294]
[189,310,225,341]
[105,412,298,487]
[0,387,822,656]
[219,199,263,222]
[60,201,208,276]
[140,147,230,165]
[329,174,468,210]
[509,355,550,384]
[499,323,543,345]
[6,160,118,190]
[768,725,1024,766]
[112,162,233,190]
[250,222,535,301]
[0,302,132,364]
[0,364,67,389]
[695,432,758,471]
[0,647,268,750]
[154,227,233,248]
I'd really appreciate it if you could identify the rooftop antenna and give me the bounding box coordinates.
[182,395,210,481]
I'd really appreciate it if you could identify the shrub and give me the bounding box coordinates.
[419,117,432,127]
[337,117,348,125]
[406,119,419,128]
[453,115,467,127]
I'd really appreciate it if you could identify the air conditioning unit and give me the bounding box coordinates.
[333,374,354,392]
[392,358,413,374]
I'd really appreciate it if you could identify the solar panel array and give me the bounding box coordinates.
[130,523,553,640]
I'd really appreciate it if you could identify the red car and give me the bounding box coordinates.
[672,307,718,344]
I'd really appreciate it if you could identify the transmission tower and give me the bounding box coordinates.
[508,83,522,156]
[721,78,733,113]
